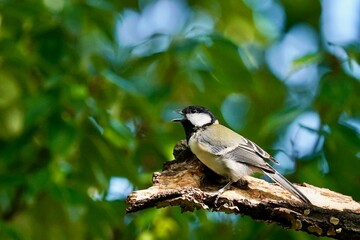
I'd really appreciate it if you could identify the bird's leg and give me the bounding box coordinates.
[214,180,234,205]
[218,180,234,194]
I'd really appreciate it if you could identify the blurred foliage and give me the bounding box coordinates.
[0,0,359,240]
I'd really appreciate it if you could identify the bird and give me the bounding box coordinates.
[172,105,311,204]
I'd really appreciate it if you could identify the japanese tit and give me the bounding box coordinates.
[172,105,311,204]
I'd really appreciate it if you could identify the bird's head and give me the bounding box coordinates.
[172,105,218,128]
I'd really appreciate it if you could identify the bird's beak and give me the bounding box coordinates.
[171,109,184,122]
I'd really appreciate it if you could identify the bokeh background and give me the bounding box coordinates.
[1,0,360,239]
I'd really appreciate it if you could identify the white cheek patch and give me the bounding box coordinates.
[186,113,212,127]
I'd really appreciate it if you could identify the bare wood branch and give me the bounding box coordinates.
[126,140,360,239]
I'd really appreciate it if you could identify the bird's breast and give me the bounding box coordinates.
[188,135,229,177]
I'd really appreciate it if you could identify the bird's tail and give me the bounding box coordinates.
[264,170,311,204]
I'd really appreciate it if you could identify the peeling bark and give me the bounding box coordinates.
[126,140,360,239]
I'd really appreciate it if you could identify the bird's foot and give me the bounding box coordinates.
[233,178,249,190]
[212,180,234,206]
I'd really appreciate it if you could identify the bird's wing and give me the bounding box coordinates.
[239,137,279,164]
[195,124,242,155]
[197,124,278,164]
[223,145,276,173]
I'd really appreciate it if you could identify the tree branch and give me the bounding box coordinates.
[126,140,360,239]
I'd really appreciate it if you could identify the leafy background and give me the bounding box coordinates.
[1,0,360,239]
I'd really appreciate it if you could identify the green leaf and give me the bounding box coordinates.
[102,69,138,94]
[291,52,322,71]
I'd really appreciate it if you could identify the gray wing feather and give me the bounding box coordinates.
[241,138,279,164]
[224,147,275,173]
[196,137,230,155]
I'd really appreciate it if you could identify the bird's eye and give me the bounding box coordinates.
[191,109,197,113]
